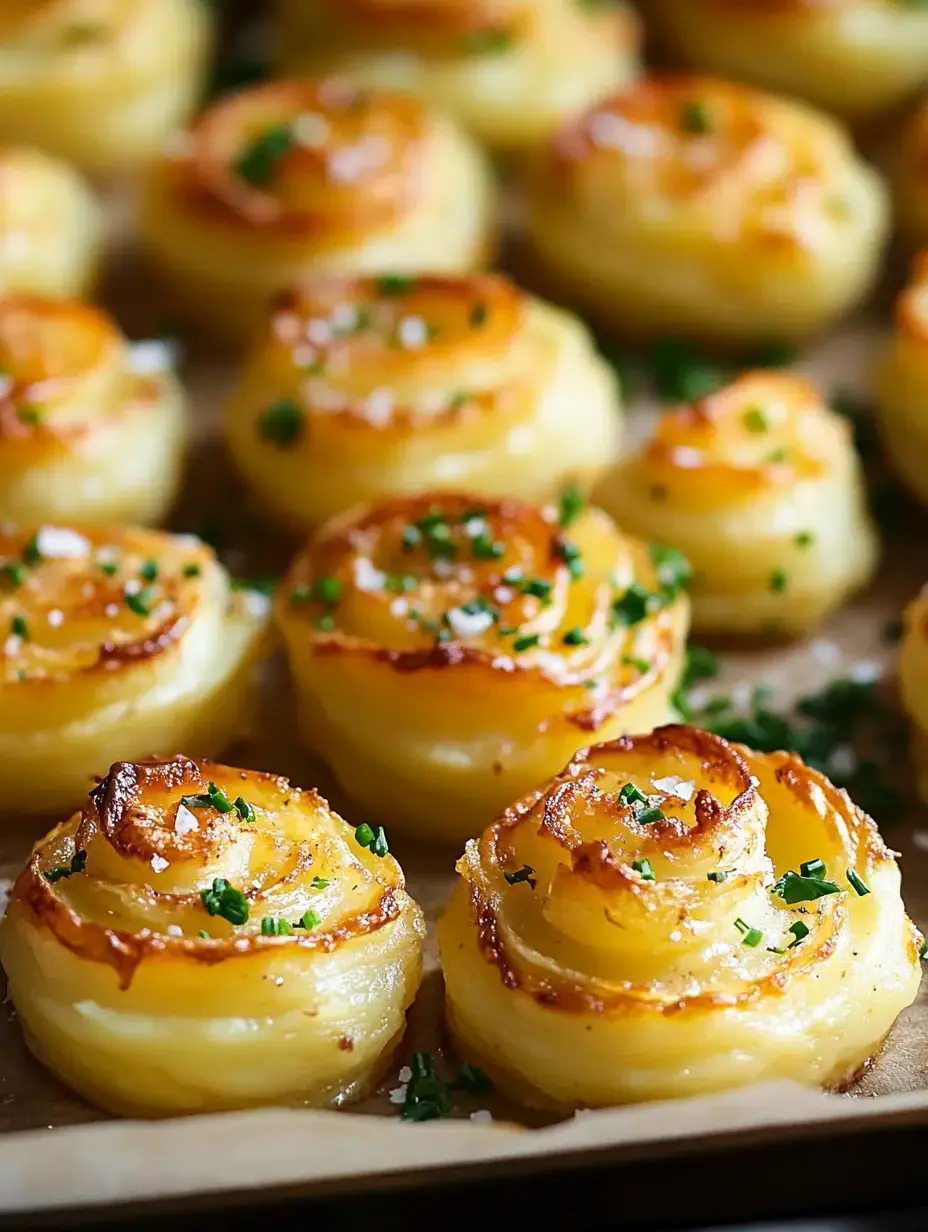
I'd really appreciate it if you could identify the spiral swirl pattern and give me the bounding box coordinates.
[276,0,640,156]
[139,79,496,346]
[0,754,425,1115]
[647,0,928,118]
[524,74,888,344]
[276,492,689,843]
[877,253,928,507]
[438,725,922,1109]
[0,294,187,527]
[226,272,621,528]
[597,370,878,636]
[0,0,211,176]
[0,524,270,816]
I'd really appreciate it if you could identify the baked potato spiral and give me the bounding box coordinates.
[899,583,928,806]
[0,294,187,527]
[0,525,270,818]
[895,98,928,251]
[276,0,640,158]
[596,371,878,638]
[139,79,496,348]
[276,492,690,844]
[877,253,928,507]
[523,76,889,345]
[438,725,922,1109]
[0,0,211,177]
[0,755,425,1115]
[0,146,102,298]
[646,0,928,120]
[226,272,622,530]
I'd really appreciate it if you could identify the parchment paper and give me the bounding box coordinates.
[1,250,928,1218]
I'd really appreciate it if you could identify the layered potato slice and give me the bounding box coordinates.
[438,726,922,1109]
[276,492,690,844]
[139,79,497,348]
[0,0,211,177]
[895,99,928,252]
[0,526,271,817]
[0,295,187,527]
[899,583,928,806]
[276,0,640,157]
[646,0,928,120]
[596,371,878,638]
[877,253,928,506]
[0,146,102,298]
[523,76,889,345]
[0,755,425,1115]
[226,272,622,530]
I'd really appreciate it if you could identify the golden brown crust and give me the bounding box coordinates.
[896,251,928,346]
[462,725,901,1017]
[14,755,407,990]
[0,525,211,685]
[278,491,683,729]
[170,80,428,243]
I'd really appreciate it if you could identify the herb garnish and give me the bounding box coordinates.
[355,822,389,857]
[504,864,537,888]
[401,1052,454,1122]
[377,274,416,296]
[235,123,294,186]
[181,781,236,813]
[619,782,648,806]
[234,796,256,823]
[260,398,304,448]
[200,877,249,925]
[771,865,841,904]
[680,99,712,134]
[0,563,27,588]
[632,858,655,881]
[743,406,769,433]
[734,918,763,947]
[10,614,28,640]
[261,916,293,936]
[43,849,87,883]
[125,586,157,616]
[558,485,584,528]
[562,627,589,646]
[847,869,870,896]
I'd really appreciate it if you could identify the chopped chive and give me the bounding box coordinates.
[471,532,505,561]
[504,864,536,888]
[771,869,841,904]
[198,929,211,939]
[377,274,416,296]
[556,540,584,580]
[183,563,202,578]
[200,877,249,926]
[21,534,41,566]
[259,397,304,448]
[11,614,28,640]
[234,797,256,823]
[126,586,157,616]
[847,869,870,896]
[310,876,330,890]
[769,568,788,594]
[707,870,729,883]
[558,485,584,528]
[512,633,540,653]
[0,563,27,588]
[562,627,589,646]
[743,406,769,433]
[235,123,294,186]
[43,848,87,883]
[261,916,293,936]
[734,918,763,947]
[315,613,335,632]
[139,559,158,582]
[635,806,665,824]
[521,577,553,604]
[312,575,342,605]
[181,782,235,813]
[679,99,712,134]
[297,908,321,929]
[632,858,655,881]
[99,561,119,576]
[788,920,810,947]
[794,531,814,549]
[619,782,648,806]
[799,858,826,879]
[355,822,389,857]
[470,302,488,327]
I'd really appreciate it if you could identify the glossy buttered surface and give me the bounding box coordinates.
[877,253,928,507]
[226,272,622,529]
[276,492,690,844]
[0,525,270,817]
[277,0,640,156]
[646,0,928,119]
[0,755,425,1115]
[139,79,496,347]
[438,726,922,1109]
[524,75,889,344]
[0,0,211,176]
[0,295,187,527]
[0,147,102,298]
[597,371,878,637]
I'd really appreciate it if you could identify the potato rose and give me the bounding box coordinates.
[0,295,187,528]
[438,725,922,1110]
[139,79,497,348]
[595,371,878,638]
[895,98,928,252]
[876,253,928,507]
[0,755,425,1116]
[226,272,622,531]
[523,76,888,345]
[0,146,102,298]
[898,583,928,806]
[0,526,271,818]
[0,0,211,177]
[276,0,640,158]
[645,0,928,120]
[276,492,690,844]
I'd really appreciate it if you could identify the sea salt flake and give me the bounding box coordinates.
[166,924,183,937]
[470,1110,493,1124]
[447,606,494,639]
[47,609,64,627]
[389,597,408,618]
[828,746,857,776]
[809,638,841,668]
[850,660,882,684]
[174,804,199,836]
[354,558,387,592]
[292,111,329,148]
[652,775,695,801]
[398,1065,412,1083]
[150,855,169,874]
[127,339,177,375]
[396,316,429,349]
[35,526,89,559]
[389,1085,408,1105]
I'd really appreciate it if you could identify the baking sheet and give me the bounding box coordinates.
[3,307,928,1216]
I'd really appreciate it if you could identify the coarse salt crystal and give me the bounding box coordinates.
[464,517,486,538]
[389,597,408,618]
[127,339,177,376]
[588,112,658,158]
[124,578,142,595]
[47,609,64,627]
[305,317,333,346]
[398,1065,412,1083]
[670,446,704,468]
[354,558,387,591]
[396,316,429,349]
[151,855,169,874]
[364,388,394,424]
[809,638,841,668]
[652,775,695,801]
[828,746,857,776]
[292,111,329,148]
[494,587,514,604]
[166,924,183,937]
[389,1085,407,1105]
[447,606,494,639]
[174,803,199,836]
[105,603,119,618]
[4,636,21,656]
[35,526,89,559]
[470,1110,493,1124]
[850,660,882,684]
[331,303,358,333]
